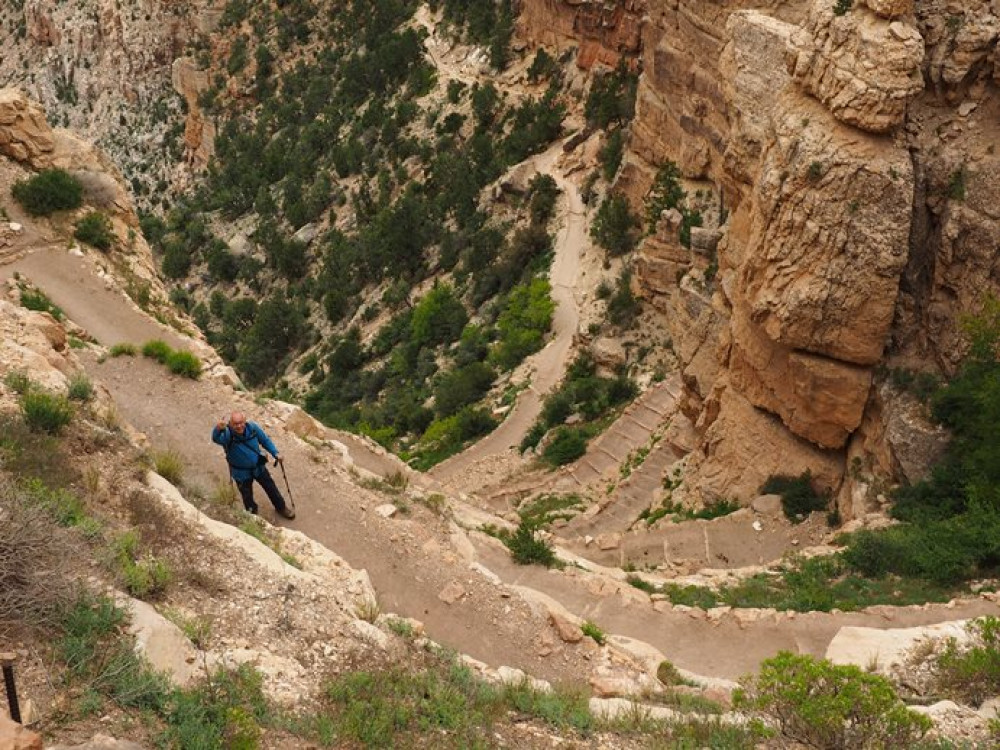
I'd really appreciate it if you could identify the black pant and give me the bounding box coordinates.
[236,468,287,514]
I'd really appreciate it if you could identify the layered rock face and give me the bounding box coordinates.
[0,89,55,166]
[0,0,214,198]
[787,3,924,133]
[524,0,999,511]
[516,0,646,69]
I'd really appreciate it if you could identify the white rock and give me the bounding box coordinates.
[374,503,398,519]
[350,619,390,650]
[752,520,763,531]
[8,222,22,232]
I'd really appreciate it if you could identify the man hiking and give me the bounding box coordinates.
[213,411,296,519]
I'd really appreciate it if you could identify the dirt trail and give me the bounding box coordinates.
[0,249,598,684]
[5,246,999,685]
[430,144,584,487]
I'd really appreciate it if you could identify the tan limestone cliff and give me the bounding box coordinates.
[786,0,924,133]
[516,0,646,70]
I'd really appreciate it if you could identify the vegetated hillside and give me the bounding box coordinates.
[131,0,650,471]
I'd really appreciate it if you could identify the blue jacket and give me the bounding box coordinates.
[212,421,280,482]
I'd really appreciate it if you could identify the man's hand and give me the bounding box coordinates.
[275,454,284,465]
[216,420,227,431]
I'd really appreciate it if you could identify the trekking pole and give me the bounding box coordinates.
[1,652,21,724]
[276,458,296,512]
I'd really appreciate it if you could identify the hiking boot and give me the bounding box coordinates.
[277,506,296,520]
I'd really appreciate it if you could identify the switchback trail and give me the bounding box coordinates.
[5,246,998,685]
[430,143,584,489]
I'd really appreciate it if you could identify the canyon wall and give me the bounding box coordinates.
[0,0,220,199]
[522,0,1000,514]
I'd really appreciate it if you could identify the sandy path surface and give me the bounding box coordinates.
[0,248,597,684]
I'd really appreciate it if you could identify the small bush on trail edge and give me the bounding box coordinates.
[113,530,172,599]
[109,342,138,357]
[497,519,561,568]
[140,340,201,379]
[21,390,74,434]
[760,471,828,523]
[166,349,202,379]
[74,211,115,251]
[581,620,606,645]
[151,448,184,485]
[67,372,94,402]
[933,616,1000,706]
[657,660,688,687]
[542,426,587,467]
[142,339,172,362]
[735,652,931,749]
[0,479,79,628]
[12,168,84,216]
[4,369,34,395]
[19,287,64,320]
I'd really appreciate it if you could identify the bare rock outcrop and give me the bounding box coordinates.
[0,88,55,166]
[516,0,645,70]
[719,11,795,184]
[860,0,914,21]
[723,92,913,447]
[620,1,806,201]
[678,382,844,502]
[786,0,924,133]
[919,1,1000,89]
[171,56,216,168]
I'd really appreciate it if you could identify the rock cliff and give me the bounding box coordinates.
[0,0,214,201]
[521,0,1000,514]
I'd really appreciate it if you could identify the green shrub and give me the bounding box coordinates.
[67,372,94,402]
[516,493,583,528]
[503,519,559,567]
[599,128,624,182]
[19,287,64,320]
[74,211,115,251]
[735,652,931,749]
[21,391,74,434]
[591,193,639,256]
[542,426,587,467]
[142,339,172,363]
[644,161,685,232]
[833,0,853,15]
[114,531,172,599]
[12,168,84,215]
[933,616,1000,706]
[760,471,828,522]
[585,60,637,129]
[581,620,606,645]
[492,278,554,370]
[627,574,657,594]
[166,350,202,379]
[109,342,138,357]
[607,268,640,328]
[3,369,34,395]
[162,665,269,749]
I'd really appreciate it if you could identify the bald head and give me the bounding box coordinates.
[229,411,247,434]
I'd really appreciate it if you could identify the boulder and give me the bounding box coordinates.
[0,89,55,167]
[0,713,42,750]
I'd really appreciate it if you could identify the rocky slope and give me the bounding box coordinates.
[0,0,215,201]
[519,0,1000,517]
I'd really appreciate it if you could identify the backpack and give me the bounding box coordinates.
[223,424,267,471]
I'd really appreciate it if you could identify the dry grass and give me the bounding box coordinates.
[0,480,79,630]
[150,448,184,485]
